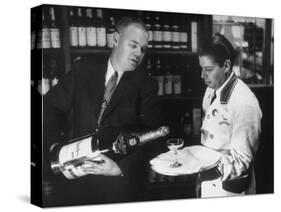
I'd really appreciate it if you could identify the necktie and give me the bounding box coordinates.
[97,71,118,126]
[210,91,217,105]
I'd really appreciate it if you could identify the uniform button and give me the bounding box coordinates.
[95,128,99,132]
[210,134,214,139]
[207,114,210,119]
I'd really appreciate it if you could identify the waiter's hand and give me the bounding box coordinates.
[81,154,123,176]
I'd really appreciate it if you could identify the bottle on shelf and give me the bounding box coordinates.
[179,16,188,49]
[171,16,180,50]
[144,14,153,48]
[107,16,116,48]
[77,8,87,47]
[86,8,97,47]
[31,11,37,50]
[182,110,192,137]
[153,14,163,49]
[155,58,164,96]
[173,65,182,95]
[48,57,60,87]
[50,126,170,179]
[164,64,173,95]
[49,7,61,48]
[146,58,152,76]
[191,21,198,52]
[162,16,172,49]
[192,108,201,136]
[69,8,78,47]
[36,8,51,49]
[96,9,107,47]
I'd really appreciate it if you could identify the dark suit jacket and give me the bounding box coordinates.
[44,58,163,204]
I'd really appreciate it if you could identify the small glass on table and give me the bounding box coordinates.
[166,138,184,168]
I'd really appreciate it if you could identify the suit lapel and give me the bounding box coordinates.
[101,71,135,120]
[88,62,107,117]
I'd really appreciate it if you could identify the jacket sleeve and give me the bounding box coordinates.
[219,102,262,181]
[118,75,164,180]
[44,69,75,114]
[138,75,164,128]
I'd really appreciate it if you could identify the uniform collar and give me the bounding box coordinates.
[215,72,238,105]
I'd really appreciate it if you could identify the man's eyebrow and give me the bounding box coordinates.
[203,66,214,68]
[129,40,147,48]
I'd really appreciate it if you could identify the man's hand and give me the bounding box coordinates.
[81,154,123,176]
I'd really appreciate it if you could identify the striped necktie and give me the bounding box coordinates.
[97,71,118,126]
[104,71,118,104]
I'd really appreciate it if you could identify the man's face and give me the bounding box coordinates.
[112,24,148,72]
[199,55,228,90]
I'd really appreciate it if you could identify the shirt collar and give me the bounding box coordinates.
[105,59,123,85]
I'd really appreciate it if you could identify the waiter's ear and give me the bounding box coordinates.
[113,31,120,48]
[224,59,231,73]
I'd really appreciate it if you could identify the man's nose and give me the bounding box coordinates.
[134,47,141,57]
[201,70,206,79]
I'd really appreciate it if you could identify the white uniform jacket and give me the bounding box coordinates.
[200,72,262,197]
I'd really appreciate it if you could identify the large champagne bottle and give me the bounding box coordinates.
[50,126,170,179]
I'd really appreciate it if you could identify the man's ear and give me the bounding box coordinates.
[113,31,120,47]
[224,59,231,73]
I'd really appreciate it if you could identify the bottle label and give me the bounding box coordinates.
[36,30,42,49]
[180,32,188,42]
[97,27,106,47]
[172,31,180,42]
[173,75,182,94]
[58,137,92,165]
[78,27,87,47]
[86,27,97,46]
[156,76,164,96]
[50,28,61,48]
[164,75,173,95]
[42,28,51,48]
[153,30,162,42]
[107,33,114,48]
[69,27,78,47]
[38,78,50,95]
[31,31,36,50]
[163,31,172,42]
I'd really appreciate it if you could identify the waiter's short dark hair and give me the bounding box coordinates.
[198,33,235,68]
[116,16,147,34]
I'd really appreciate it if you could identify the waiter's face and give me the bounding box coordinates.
[112,24,148,72]
[199,55,229,90]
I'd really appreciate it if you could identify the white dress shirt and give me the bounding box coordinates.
[105,59,123,86]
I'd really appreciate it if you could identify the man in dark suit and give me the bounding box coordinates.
[44,17,162,205]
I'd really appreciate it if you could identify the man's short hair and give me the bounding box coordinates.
[115,16,147,34]
[198,33,235,68]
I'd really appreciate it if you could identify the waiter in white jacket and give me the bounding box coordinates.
[198,33,262,197]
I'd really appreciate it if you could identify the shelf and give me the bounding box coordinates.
[159,95,202,101]
[71,47,111,55]
[31,48,62,54]
[70,47,197,56]
[147,49,197,56]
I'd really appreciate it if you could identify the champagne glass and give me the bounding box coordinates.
[166,138,184,168]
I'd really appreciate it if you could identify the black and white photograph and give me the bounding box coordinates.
[29,2,274,208]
